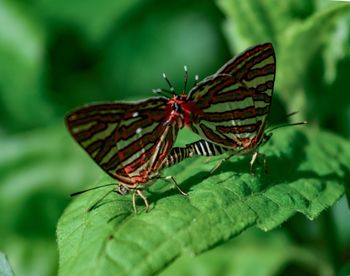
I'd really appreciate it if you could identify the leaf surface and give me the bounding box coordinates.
[160,229,332,276]
[57,127,349,275]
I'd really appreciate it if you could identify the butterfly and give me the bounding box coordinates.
[163,43,276,174]
[66,42,276,212]
[65,97,188,213]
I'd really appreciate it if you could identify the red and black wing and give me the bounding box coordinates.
[65,97,180,187]
[186,43,276,151]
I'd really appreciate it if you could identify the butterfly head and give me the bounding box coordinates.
[116,184,129,196]
[169,94,188,113]
[163,97,185,127]
[155,67,200,126]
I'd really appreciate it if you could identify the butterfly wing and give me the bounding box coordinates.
[65,97,179,187]
[186,43,276,151]
[216,43,276,136]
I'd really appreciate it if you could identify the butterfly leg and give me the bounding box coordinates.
[250,152,268,175]
[203,157,212,164]
[164,176,187,196]
[250,152,258,175]
[132,189,150,213]
[209,152,236,176]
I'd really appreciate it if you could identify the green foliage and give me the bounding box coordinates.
[338,261,350,276]
[0,126,100,276]
[0,1,51,131]
[57,127,348,275]
[161,229,332,276]
[277,4,350,116]
[31,0,145,43]
[217,0,350,133]
[1,0,350,275]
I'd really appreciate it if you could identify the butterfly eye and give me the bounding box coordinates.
[117,184,129,195]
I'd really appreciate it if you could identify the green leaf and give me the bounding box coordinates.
[216,0,314,52]
[277,3,350,113]
[160,229,332,276]
[57,127,348,275]
[0,252,14,276]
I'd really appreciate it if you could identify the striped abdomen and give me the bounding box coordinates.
[162,146,194,168]
[162,139,228,169]
[186,139,227,157]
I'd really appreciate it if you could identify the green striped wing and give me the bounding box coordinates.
[187,43,276,152]
[65,97,180,187]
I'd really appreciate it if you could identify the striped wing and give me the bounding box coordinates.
[187,43,276,151]
[65,97,179,187]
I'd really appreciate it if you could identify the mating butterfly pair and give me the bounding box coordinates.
[65,43,276,213]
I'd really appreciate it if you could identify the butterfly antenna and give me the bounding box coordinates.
[266,111,301,129]
[194,74,199,86]
[286,111,299,118]
[152,88,172,98]
[186,74,199,100]
[266,121,307,135]
[87,189,116,212]
[70,183,116,197]
[163,73,176,94]
[183,65,188,92]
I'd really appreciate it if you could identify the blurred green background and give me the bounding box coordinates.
[1,0,350,275]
